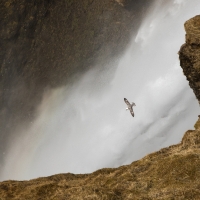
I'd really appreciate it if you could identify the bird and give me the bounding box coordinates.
[124,98,136,117]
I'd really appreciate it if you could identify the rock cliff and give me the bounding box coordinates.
[0,15,200,200]
[179,15,200,104]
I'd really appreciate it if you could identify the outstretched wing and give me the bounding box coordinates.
[129,107,134,117]
[124,98,131,107]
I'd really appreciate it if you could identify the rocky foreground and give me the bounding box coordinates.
[1,12,200,200]
[0,122,200,199]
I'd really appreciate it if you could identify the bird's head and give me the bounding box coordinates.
[132,102,136,106]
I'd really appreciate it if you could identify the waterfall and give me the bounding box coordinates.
[1,0,200,181]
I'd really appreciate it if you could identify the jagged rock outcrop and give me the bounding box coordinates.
[179,15,200,104]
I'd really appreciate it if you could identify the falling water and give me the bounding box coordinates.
[1,0,200,181]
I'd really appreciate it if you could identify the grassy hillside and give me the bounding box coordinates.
[0,118,200,199]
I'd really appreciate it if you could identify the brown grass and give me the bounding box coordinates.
[0,118,200,199]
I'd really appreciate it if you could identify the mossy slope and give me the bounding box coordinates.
[0,119,200,199]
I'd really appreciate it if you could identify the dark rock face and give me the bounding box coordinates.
[179,15,200,104]
[0,0,151,160]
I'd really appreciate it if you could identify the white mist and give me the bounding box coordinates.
[1,0,200,181]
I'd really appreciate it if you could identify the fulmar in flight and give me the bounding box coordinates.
[124,98,136,117]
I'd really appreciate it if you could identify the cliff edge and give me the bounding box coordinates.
[179,15,200,104]
[0,14,200,200]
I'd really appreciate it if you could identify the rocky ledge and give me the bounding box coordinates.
[179,15,200,104]
[1,14,200,200]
